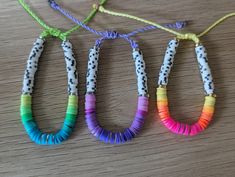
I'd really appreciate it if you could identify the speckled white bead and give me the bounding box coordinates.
[22,38,78,95]
[62,40,78,95]
[133,50,148,96]
[86,46,148,96]
[158,39,215,95]
[195,45,214,95]
[86,46,99,93]
[22,38,44,94]
[158,39,179,85]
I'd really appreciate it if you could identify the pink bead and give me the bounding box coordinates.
[172,122,180,133]
[161,116,206,136]
[85,94,96,110]
[183,124,190,136]
[137,96,149,112]
[190,124,202,136]
[170,122,177,133]
[195,123,203,134]
[178,123,185,135]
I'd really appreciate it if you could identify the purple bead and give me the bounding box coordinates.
[120,132,127,143]
[86,116,99,131]
[84,97,147,144]
[115,133,121,144]
[124,128,134,140]
[93,127,103,137]
[130,117,144,134]
[85,109,95,114]
[100,129,110,143]
[135,110,147,117]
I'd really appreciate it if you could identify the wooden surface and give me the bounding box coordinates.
[0,0,235,176]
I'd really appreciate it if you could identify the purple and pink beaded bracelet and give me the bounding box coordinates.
[85,33,149,144]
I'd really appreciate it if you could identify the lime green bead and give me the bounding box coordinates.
[66,95,78,115]
[68,95,78,105]
[21,95,32,104]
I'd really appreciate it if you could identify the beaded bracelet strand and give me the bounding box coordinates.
[19,0,107,145]
[94,6,235,136]
[48,0,187,143]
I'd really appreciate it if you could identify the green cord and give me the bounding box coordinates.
[18,0,107,40]
[99,0,108,5]
[18,0,51,30]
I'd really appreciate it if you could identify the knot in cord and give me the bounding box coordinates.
[103,31,120,39]
[95,31,138,49]
[177,33,200,44]
[41,28,66,41]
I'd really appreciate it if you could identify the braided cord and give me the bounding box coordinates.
[98,5,235,44]
[59,0,109,36]
[49,0,186,45]
[18,0,105,40]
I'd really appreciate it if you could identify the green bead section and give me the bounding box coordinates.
[20,95,33,123]
[21,113,33,123]
[65,113,77,124]
[66,95,78,115]
[65,95,78,123]
[20,95,78,124]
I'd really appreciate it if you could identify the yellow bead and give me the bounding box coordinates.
[68,95,78,106]
[21,94,32,105]
[204,96,216,107]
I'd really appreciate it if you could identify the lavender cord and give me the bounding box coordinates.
[49,0,186,48]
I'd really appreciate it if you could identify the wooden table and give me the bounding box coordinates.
[0,0,235,176]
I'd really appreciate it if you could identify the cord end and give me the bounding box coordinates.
[92,4,99,10]
[175,21,187,29]
[48,0,58,9]
[93,3,105,12]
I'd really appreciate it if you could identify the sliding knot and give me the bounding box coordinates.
[103,31,119,39]
[177,33,199,44]
[41,28,66,41]
[49,28,62,37]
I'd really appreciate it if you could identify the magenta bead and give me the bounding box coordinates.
[178,123,185,135]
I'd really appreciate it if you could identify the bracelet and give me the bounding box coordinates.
[20,37,78,145]
[157,38,216,136]
[85,31,149,144]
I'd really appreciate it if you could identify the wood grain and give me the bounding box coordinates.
[0,0,235,176]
